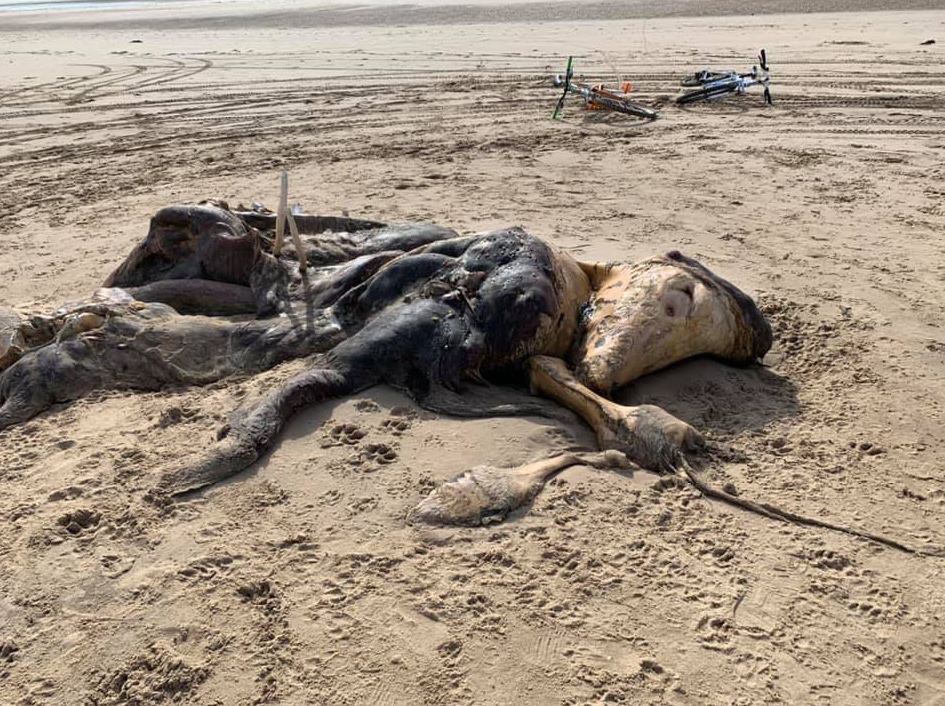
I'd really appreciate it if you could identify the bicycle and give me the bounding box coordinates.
[552,56,658,121]
[676,49,772,105]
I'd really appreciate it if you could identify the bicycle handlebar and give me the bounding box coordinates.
[551,56,574,119]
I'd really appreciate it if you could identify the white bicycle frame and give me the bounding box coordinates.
[682,50,772,104]
[701,68,769,98]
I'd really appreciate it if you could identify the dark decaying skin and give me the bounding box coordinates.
[0,202,929,553]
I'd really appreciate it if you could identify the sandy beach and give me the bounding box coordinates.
[1,1,944,704]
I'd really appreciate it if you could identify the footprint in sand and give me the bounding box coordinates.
[237,579,274,603]
[794,546,853,572]
[353,443,398,469]
[323,423,367,447]
[697,614,734,652]
[0,640,19,663]
[380,417,411,435]
[47,485,84,502]
[55,508,101,536]
[177,554,236,583]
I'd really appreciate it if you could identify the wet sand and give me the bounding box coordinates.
[0,0,943,28]
[1,3,944,704]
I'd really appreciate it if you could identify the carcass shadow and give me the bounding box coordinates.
[203,356,796,503]
[613,356,799,437]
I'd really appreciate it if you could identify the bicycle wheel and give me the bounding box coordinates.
[586,92,658,120]
[676,85,735,105]
[680,71,730,87]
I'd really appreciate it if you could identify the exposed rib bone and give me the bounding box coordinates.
[271,171,308,270]
[286,207,308,273]
[273,169,288,256]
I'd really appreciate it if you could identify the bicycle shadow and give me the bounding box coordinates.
[673,96,763,115]
[578,110,659,127]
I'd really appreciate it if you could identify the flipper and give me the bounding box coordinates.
[156,363,362,496]
[409,450,630,526]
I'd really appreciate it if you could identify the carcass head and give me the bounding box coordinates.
[573,251,772,394]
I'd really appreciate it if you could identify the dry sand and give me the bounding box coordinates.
[1,1,945,704]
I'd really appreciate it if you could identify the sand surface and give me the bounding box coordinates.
[1,2,945,704]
